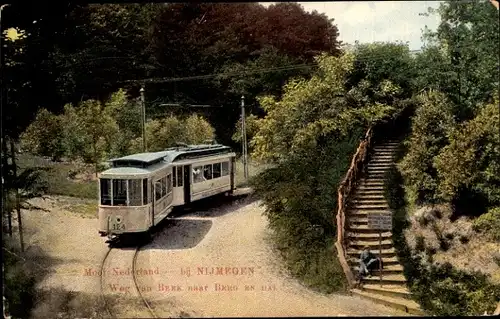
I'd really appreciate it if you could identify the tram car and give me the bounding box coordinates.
[98,143,236,240]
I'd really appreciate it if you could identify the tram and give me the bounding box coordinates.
[97,143,236,240]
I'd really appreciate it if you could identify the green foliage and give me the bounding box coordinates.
[3,238,37,319]
[20,109,66,161]
[17,154,98,200]
[251,53,398,163]
[215,46,309,98]
[105,89,143,157]
[419,0,499,120]
[386,141,500,316]
[232,114,259,154]
[398,90,457,204]
[472,207,500,241]
[412,263,500,316]
[77,99,120,169]
[348,42,416,98]
[250,133,362,292]
[129,114,215,153]
[434,95,500,205]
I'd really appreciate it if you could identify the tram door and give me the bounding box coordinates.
[183,165,191,204]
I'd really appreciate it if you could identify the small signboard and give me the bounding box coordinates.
[367,212,392,230]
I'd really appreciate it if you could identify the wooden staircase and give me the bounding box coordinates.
[345,140,423,315]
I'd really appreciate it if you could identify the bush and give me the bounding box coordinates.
[434,96,500,208]
[412,263,500,316]
[250,130,363,293]
[32,288,112,319]
[3,236,44,319]
[386,139,500,316]
[18,154,98,199]
[398,90,456,204]
[472,207,500,241]
[20,109,67,161]
[129,114,215,153]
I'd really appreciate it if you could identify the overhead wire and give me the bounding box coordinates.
[116,41,497,85]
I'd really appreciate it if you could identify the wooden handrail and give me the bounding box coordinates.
[335,127,374,288]
[334,101,413,289]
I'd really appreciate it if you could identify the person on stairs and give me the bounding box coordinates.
[358,246,382,279]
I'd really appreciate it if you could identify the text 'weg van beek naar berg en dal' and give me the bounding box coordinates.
[83,266,277,294]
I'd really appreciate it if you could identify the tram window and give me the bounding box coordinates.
[155,180,162,201]
[142,179,148,205]
[221,162,229,176]
[128,179,142,206]
[203,165,212,180]
[177,166,183,186]
[162,176,167,197]
[213,163,221,178]
[167,174,172,193]
[100,179,112,205]
[173,167,177,187]
[113,179,127,206]
[193,166,204,183]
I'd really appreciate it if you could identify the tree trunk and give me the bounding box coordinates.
[2,137,12,236]
[10,140,24,252]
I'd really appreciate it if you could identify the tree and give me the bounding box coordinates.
[251,52,396,163]
[128,114,215,153]
[104,89,142,157]
[347,42,417,99]
[419,0,499,120]
[232,114,260,155]
[19,109,66,161]
[434,93,500,206]
[76,99,119,175]
[398,90,457,204]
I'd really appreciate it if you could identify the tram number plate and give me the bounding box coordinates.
[111,223,126,231]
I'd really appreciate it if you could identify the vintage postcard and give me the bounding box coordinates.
[2,1,499,318]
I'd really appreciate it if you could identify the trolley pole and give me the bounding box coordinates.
[241,95,248,181]
[140,86,147,152]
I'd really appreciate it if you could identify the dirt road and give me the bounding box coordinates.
[21,195,407,317]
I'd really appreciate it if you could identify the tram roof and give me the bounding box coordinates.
[108,144,232,168]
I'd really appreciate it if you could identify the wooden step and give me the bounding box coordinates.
[353,194,386,199]
[347,248,396,259]
[352,264,404,276]
[357,181,385,186]
[366,170,388,174]
[368,162,393,166]
[350,289,423,315]
[351,198,388,204]
[360,274,406,285]
[354,190,385,195]
[348,210,392,218]
[366,167,389,174]
[369,155,393,163]
[371,154,394,157]
[348,256,400,267]
[361,284,412,300]
[372,152,395,155]
[373,148,397,151]
[350,204,390,210]
[347,239,393,250]
[348,209,389,216]
[356,184,385,189]
[359,177,385,182]
[346,232,392,241]
[348,225,393,233]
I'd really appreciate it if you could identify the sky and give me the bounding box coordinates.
[260,1,443,51]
